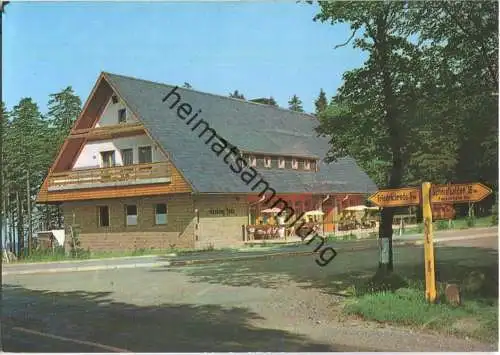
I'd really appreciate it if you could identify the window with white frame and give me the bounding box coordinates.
[304,160,311,170]
[278,158,285,169]
[138,146,152,164]
[155,203,167,225]
[125,205,138,226]
[101,151,115,168]
[264,157,272,168]
[98,206,110,227]
[291,159,298,169]
[121,148,134,166]
[118,108,127,124]
[249,156,256,167]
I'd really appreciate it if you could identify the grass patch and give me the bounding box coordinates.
[13,245,235,263]
[344,278,498,343]
[402,215,496,235]
[325,232,360,242]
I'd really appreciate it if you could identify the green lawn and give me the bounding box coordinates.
[345,279,498,343]
[402,215,496,235]
[11,245,232,264]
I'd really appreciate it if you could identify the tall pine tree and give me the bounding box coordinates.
[47,86,82,152]
[314,89,328,115]
[288,95,304,112]
[229,90,245,100]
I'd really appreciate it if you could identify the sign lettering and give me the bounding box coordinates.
[368,187,420,207]
[208,208,236,216]
[431,183,492,203]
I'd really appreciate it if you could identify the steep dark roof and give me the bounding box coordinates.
[104,72,378,194]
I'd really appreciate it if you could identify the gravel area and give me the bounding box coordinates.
[3,258,496,352]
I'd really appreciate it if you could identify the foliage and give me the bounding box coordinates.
[466,216,476,228]
[435,220,450,231]
[314,88,328,115]
[313,0,498,191]
[47,86,82,149]
[288,94,304,112]
[250,97,278,106]
[23,246,67,262]
[2,87,83,257]
[68,226,90,258]
[182,82,192,89]
[491,202,498,225]
[229,90,245,100]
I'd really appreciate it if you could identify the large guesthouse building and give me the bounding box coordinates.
[36,72,377,251]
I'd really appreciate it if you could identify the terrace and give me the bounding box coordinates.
[47,162,171,191]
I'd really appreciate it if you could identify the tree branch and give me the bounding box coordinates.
[334,29,357,49]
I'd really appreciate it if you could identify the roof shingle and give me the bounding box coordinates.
[104,72,378,194]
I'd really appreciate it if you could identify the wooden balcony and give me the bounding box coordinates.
[47,162,171,191]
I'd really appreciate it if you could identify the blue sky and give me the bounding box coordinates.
[4,1,366,114]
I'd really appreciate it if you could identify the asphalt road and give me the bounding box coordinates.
[3,226,497,276]
[2,235,497,353]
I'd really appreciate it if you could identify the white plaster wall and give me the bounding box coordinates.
[72,135,167,169]
[95,97,138,127]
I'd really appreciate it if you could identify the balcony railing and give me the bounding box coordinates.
[47,162,171,191]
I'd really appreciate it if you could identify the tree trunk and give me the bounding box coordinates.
[16,191,24,256]
[10,193,16,254]
[6,187,12,252]
[26,171,33,254]
[375,11,404,274]
[378,208,395,272]
[1,181,5,253]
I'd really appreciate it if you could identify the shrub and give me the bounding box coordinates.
[491,203,498,225]
[466,216,476,228]
[435,220,449,231]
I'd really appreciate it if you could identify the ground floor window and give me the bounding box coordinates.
[98,206,110,227]
[155,203,167,225]
[125,205,138,226]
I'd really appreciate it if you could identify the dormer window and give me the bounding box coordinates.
[278,158,285,169]
[291,159,298,169]
[264,157,272,168]
[249,156,256,167]
[118,108,127,124]
[304,160,311,170]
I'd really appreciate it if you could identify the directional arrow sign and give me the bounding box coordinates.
[431,183,492,203]
[368,187,420,207]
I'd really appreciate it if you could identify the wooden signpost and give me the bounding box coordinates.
[421,182,437,303]
[431,183,492,204]
[368,181,493,303]
[368,187,420,207]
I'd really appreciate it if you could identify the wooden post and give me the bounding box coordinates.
[422,182,437,303]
